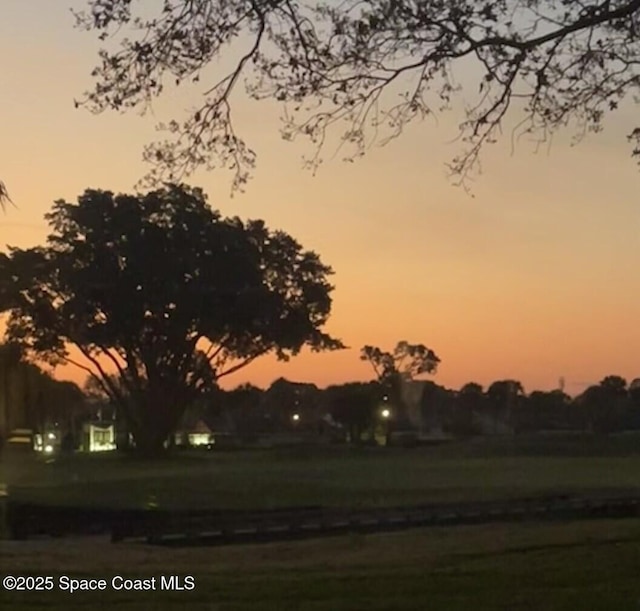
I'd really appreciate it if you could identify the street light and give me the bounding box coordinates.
[380,407,392,447]
[292,413,300,422]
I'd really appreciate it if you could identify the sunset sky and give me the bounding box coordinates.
[1,1,639,397]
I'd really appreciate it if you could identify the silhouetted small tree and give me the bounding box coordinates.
[486,380,525,434]
[579,376,629,435]
[521,390,572,432]
[324,382,382,444]
[451,382,485,437]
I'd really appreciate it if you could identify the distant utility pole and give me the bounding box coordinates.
[559,377,565,393]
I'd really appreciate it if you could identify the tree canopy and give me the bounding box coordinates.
[76,0,640,191]
[361,341,440,384]
[0,183,343,453]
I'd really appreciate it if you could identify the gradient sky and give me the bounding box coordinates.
[1,1,639,396]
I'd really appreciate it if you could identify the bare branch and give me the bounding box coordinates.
[0,181,15,212]
[216,353,262,378]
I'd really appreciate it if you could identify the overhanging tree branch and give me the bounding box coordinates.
[76,0,640,192]
[216,353,264,379]
[62,355,112,398]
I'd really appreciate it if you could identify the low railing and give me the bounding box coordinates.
[4,495,640,546]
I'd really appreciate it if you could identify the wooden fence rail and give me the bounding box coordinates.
[4,495,640,546]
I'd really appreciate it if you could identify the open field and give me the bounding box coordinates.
[3,434,640,510]
[3,518,640,610]
[3,436,640,609]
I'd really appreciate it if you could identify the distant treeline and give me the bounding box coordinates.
[0,343,86,446]
[3,341,639,447]
[194,375,640,442]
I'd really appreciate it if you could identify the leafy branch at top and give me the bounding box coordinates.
[75,1,640,192]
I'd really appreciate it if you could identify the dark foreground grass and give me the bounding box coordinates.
[3,519,640,610]
[4,436,640,510]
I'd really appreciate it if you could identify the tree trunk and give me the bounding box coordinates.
[130,425,170,457]
[127,393,186,457]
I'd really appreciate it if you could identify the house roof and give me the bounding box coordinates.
[191,419,212,434]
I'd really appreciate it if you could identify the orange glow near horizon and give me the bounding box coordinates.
[2,1,640,398]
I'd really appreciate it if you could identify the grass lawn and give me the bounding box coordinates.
[2,434,640,510]
[3,518,640,610]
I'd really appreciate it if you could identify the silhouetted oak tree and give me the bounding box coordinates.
[76,1,640,191]
[0,184,343,454]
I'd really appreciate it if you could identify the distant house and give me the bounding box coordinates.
[81,421,116,452]
[263,378,322,431]
[33,428,61,454]
[173,403,235,448]
[174,418,214,448]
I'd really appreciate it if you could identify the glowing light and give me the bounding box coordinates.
[188,433,213,447]
[44,444,54,453]
[292,413,300,422]
[381,409,391,419]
